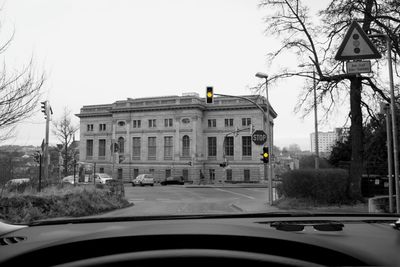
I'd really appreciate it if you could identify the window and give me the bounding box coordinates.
[242,118,251,126]
[133,120,141,128]
[87,124,94,132]
[208,137,217,157]
[244,169,250,182]
[242,136,252,156]
[182,135,190,157]
[99,124,106,131]
[149,168,154,176]
[99,139,106,157]
[164,118,173,127]
[118,137,125,154]
[118,168,123,180]
[99,167,104,173]
[225,136,234,156]
[118,121,125,127]
[182,118,190,124]
[148,119,156,128]
[226,169,232,181]
[148,137,156,159]
[225,118,234,127]
[86,140,93,157]
[209,169,215,181]
[164,136,173,159]
[166,169,171,178]
[133,168,139,179]
[208,119,216,128]
[132,137,141,159]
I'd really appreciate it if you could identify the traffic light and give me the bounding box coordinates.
[41,101,47,118]
[206,87,213,104]
[261,147,269,164]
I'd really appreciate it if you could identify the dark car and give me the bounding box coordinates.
[161,176,184,185]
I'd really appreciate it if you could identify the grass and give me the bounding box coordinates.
[274,197,368,213]
[0,184,131,224]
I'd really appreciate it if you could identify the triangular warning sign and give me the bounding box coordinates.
[335,21,381,61]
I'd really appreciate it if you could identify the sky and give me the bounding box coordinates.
[0,0,344,151]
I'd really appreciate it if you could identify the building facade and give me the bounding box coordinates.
[310,127,350,154]
[76,93,277,183]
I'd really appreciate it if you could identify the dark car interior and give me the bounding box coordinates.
[0,213,399,267]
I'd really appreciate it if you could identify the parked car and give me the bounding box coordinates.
[4,178,30,187]
[94,173,113,184]
[62,175,76,185]
[131,174,154,186]
[161,176,184,185]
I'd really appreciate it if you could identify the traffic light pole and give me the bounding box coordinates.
[44,103,50,183]
[214,92,273,205]
[265,80,273,205]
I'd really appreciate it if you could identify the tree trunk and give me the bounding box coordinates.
[349,77,363,199]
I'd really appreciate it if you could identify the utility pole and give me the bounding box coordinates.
[41,101,52,183]
[369,33,400,212]
[387,38,400,213]
[38,153,42,192]
[383,104,394,213]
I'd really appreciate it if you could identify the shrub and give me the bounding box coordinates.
[0,186,130,224]
[277,168,351,204]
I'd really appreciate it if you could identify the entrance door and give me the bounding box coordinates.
[182,169,188,181]
[118,168,123,180]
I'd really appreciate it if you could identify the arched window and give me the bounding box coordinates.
[118,137,125,154]
[182,135,190,157]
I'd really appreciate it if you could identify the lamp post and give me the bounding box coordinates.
[255,72,273,205]
[369,33,400,213]
[298,64,319,169]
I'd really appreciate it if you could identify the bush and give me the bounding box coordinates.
[277,169,351,204]
[0,186,130,224]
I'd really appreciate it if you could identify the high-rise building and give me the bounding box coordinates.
[310,128,349,154]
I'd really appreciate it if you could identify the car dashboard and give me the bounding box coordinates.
[0,213,399,266]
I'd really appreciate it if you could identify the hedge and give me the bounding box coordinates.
[277,168,351,204]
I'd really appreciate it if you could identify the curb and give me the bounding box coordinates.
[185,185,269,189]
[230,203,244,212]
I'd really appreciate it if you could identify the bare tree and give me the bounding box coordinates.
[0,51,45,141]
[258,0,399,199]
[52,108,79,176]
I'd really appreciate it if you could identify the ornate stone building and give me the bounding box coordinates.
[76,93,277,183]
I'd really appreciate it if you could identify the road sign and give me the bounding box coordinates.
[335,21,381,61]
[346,60,371,74]
[252,130,267,145]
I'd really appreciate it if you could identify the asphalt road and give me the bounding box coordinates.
[99,184,279,217]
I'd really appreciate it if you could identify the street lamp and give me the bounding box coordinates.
[298,64,319,169]
[255,72,273,205]
[369,33,400,213]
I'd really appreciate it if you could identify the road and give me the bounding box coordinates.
[99,184,280,217]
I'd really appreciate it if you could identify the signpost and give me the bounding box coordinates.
[252,130,267,145]
[346,60,371,74]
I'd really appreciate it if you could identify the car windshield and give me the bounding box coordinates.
[0,0,398,225]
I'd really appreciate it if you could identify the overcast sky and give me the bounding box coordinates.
[0,0,344,150]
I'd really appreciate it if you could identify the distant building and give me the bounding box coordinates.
[310,128,349,154]
[76,93,277,183]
